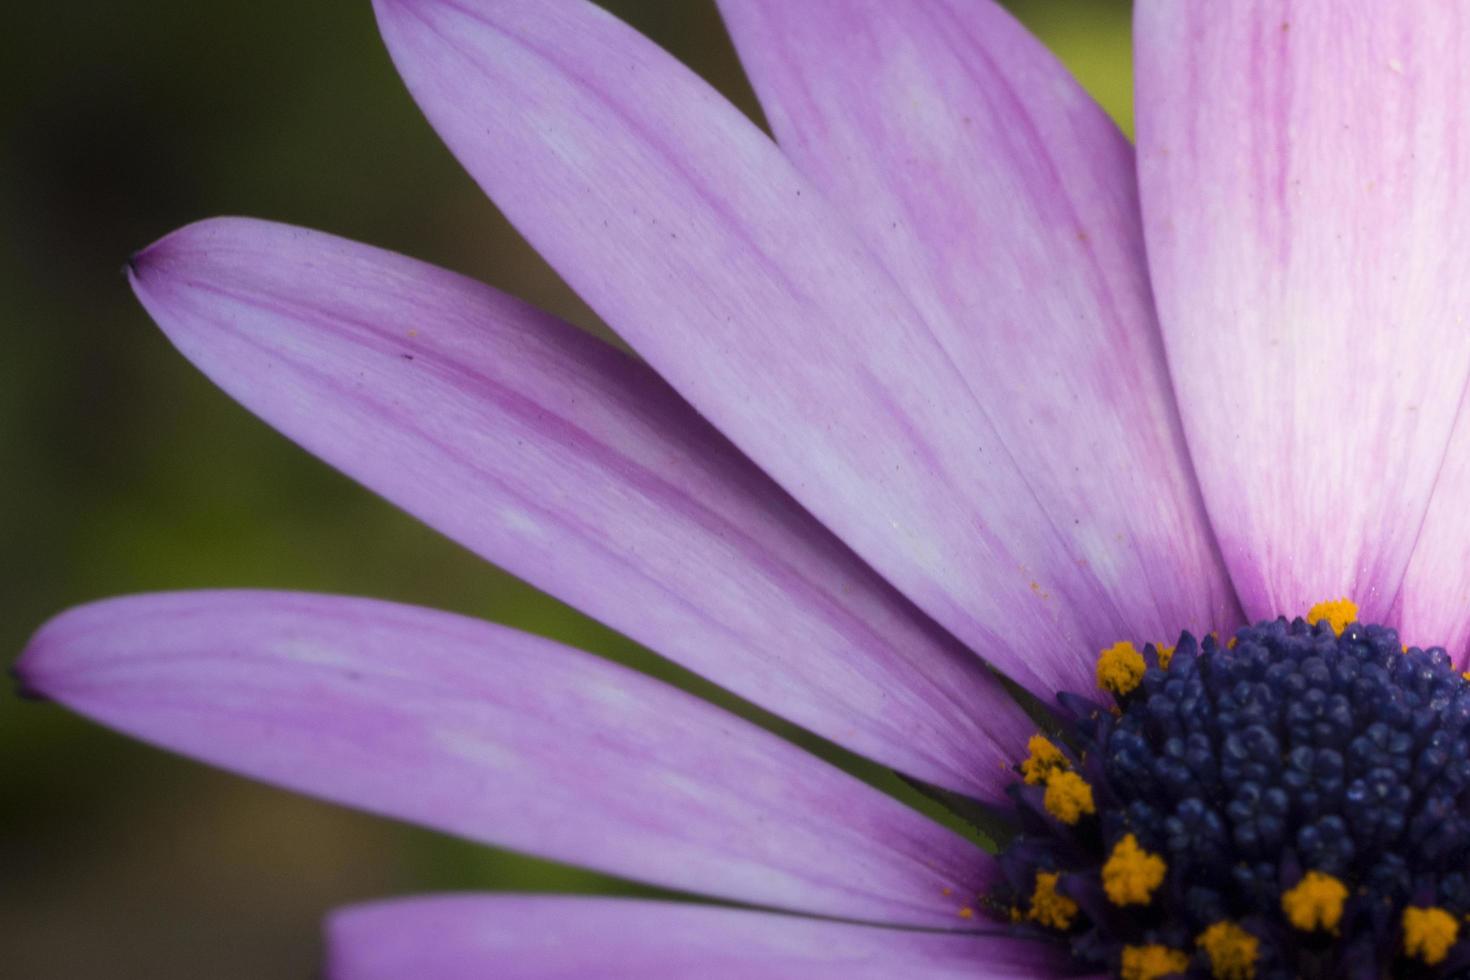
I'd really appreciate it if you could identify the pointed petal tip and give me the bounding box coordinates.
[125,239,165,287]
[129,215,266,261]
[11,602,90,702]
[8,659,49,703]
[129,221,192,269]
[13,593,182,704]
[124,217,224,291]
[123,216,302,328]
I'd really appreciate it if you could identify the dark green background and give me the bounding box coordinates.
[1,2,1130,976]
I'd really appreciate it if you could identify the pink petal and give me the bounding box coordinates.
[718,0,1238,652]
[1136,3,1470,624]
[372,0,1185,697]
[128,216,1030,799]
[18,591,992,926]
[327,894,1067,979]
[1396,408,1470,663]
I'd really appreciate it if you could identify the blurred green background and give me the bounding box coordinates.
[1,2,1130,976]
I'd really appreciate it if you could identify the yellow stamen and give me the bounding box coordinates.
[1027,871,1078,930]
[1020,733,1068,785]
[1096,640,1146,696]
[1462,670,1470,683]
[1197,921,1258,980]
[1280,871,1348,932]
[1102,834,1167,906]
[1403,906,1459,966]
[1120,945,1190,980]
[1042,770,1095,825]
[957,906,973,920]
[1155,643,1177,669]
[1306,597,1357,636]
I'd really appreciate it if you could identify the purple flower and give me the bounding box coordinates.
[17,1,1470,976]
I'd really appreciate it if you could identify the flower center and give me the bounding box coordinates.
[985,599,1470,978]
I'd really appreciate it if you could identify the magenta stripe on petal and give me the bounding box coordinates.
[1136,2,1470,625]
[372,0,1198,697]
[18,591,993,926]
[127,216,1031,799]
[719,0,1238,656]
[327,894,1068,979]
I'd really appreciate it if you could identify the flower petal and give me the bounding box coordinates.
[1135,2,1470,623]
[1396,410,1470,662]
[372,0,1185,697]
[129,216,1029,799]
[327,894,1067,979]
[18,591,992,926]
[717,0,1238,654]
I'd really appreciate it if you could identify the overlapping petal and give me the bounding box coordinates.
[373,0,1205,696]
[718,0,1237,656]
[1136,2,1470,624]
[17,591,992,926]
[327,895,1067,979]
[127,216,1029,798]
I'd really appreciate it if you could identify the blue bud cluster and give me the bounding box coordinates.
[993,617,1470,978]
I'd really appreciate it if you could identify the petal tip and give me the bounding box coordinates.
[11,595,148,703]
[126,237,170,287]
[8,659,49,703]
[125,221,206,293]
[11,610,74,703]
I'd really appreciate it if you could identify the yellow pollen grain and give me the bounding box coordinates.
[1462,670,1470,683]
[1096,640,1146,696]
[1197,921,1258,980]
[1020,733,1069,785]
[957,906,974,920]
[1103,834,1167,906]
[1155,643,1177,669]
[1281,871,1348,932]
[1306,597,1357,636]
[1027,871,1078,930]
[1121,945,1191,980]
[1403,906,1459,966]
[1043,770,1096,825]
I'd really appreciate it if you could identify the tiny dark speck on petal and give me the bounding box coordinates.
[400,353,414,360]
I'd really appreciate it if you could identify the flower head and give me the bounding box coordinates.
[16,0,1470,976]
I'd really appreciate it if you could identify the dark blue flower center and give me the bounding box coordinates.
[987,609,1470,979]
